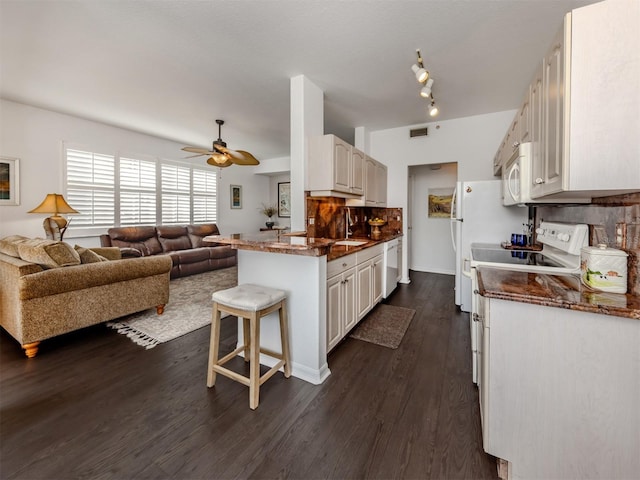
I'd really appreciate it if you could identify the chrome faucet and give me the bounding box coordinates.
[346,207,354,239]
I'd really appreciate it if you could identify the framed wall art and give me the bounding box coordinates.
[278,182,291,217]
[230,184,242,209]
[0,156,20,206]
[427,187,454,218]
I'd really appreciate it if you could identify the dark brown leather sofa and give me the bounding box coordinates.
[100,224,236,279]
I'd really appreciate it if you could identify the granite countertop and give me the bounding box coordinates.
[477,266,640,320]
[204,231,402,259]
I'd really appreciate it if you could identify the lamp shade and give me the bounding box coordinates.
[28,194,79,215]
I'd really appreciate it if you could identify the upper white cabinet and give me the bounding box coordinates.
[497,0,640,199]
[307,134,364,197]
[364,156,388,207]
[309,134,387,203]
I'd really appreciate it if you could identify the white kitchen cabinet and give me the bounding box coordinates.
[531,1,640,198]
[372,254,383,304]
[351,147,365,196]
[327,244,384,351]
[363,156,387,207]
[480,297,640,479]
[326,257,357,352]
[356,260,372,320]
[308,134,364,197]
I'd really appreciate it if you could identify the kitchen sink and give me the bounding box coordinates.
[333,240,368,246]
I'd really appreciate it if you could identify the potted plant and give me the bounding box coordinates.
[259,203,278,228]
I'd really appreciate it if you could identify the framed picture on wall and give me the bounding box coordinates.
[0,157,20,206]
[230,184,242,209]
[427,187,454,218]
[278,182,291,217]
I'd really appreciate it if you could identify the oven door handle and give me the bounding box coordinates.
[462,258,472,278]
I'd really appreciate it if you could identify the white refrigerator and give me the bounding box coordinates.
[451,180,527,312]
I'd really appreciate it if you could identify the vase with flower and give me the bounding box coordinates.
[260,203,278,229]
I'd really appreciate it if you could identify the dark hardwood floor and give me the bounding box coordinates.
[0,271,497,480]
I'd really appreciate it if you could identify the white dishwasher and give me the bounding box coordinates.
[383,238,399,298]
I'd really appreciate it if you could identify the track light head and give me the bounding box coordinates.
[429,101,439,117]
[420,78,434,98]
[411,64,429,83]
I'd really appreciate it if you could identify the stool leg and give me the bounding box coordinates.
[249,311,260,410]
[207,302,222,387]
[279,300,292,378]
[243,317,250,362]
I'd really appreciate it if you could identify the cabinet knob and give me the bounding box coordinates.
[534,177,544,184]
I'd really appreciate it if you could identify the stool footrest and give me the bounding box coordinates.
[212,365,251,387]
[259,360,286,386]
[217,346,246,367]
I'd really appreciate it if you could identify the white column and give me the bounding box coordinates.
[354,126,368,153]
[290,75,323,232]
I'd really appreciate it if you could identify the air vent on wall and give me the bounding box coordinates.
[410,127,428,138]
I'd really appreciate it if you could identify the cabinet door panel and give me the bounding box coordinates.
[327,275,343,351]
[334,140,351,192]
[356,262,372,320]
[373,255,384,304]
[343,268,357,332]
[351,148,365,195]
[530,63,544,195]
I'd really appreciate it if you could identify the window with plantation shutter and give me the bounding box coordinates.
[120,156,156,225]
[192,168,217,223]
[161,163,192,224]
[66,148,115,227]
[64,145,218,234]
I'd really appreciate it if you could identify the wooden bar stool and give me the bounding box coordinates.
[207,284,291,410]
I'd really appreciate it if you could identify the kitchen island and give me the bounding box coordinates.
[205,231,401,385]
[475,267,639,479]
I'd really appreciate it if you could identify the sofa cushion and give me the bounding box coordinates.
[188,224,220,247]
[157,226,191,252]
[74,245,108,264]
[108,226,162,256]
[17,239,81,268]
[0,235,29,257]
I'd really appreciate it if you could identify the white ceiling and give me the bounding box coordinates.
[0,0,596,161]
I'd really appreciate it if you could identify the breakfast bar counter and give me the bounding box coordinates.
[203,231,402,385]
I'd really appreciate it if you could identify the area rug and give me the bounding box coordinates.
[107,266,237,349]
[349,304,416,349]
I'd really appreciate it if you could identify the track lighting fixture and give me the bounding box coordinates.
[412,49,439,117]
[429,101,439,117]
[420,78,434,98]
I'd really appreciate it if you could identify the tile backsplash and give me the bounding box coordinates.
[537,192,640,295]
[306,196,403,240]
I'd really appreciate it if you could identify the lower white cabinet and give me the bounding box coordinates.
[327,244,384,351]
[372,254,383,304]
[326,266,356,352]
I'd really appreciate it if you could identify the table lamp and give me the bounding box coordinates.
[28,193,79,240]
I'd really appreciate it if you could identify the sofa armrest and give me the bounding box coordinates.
[119,247,143,258]
[19,255,172,300]
[89,247,122,261]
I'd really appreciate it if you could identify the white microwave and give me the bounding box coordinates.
[502,142,532,206]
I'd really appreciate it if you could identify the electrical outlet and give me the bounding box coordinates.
[308,218,315,225]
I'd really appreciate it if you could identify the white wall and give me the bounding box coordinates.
[409,163,458,274]
[0,99,268,245]
[369,109,516,281]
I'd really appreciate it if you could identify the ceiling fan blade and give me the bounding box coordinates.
[182,146,211,154]
[184,153,207,159]
[215,144,260,165]
[233,150,260,165]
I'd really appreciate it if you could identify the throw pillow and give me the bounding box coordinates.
[17,239,81,268]
[74,245,108,264]
[0,235,29,257]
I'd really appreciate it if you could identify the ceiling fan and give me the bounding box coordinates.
[182,119,260,168]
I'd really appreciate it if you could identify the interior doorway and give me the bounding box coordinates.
[409,162,458,274]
